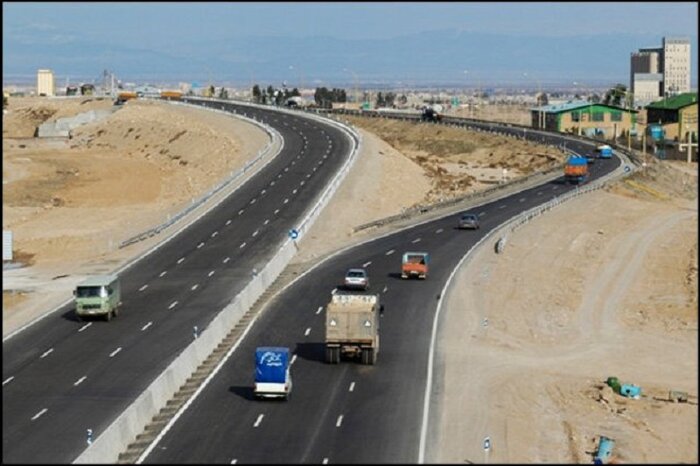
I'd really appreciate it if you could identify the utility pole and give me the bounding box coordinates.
[679,118,698,163]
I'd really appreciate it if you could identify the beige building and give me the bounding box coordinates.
[663,37,691,95]
[37,69,55,96]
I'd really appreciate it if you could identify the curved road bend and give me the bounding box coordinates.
[2,100,355,464]
[146,122,622,463]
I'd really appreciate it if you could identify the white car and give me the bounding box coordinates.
[344,268,369,290]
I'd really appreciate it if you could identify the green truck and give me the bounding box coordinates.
[74,274,122,321]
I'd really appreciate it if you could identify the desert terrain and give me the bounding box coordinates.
[2,97,268,332]
[2,99,696,463]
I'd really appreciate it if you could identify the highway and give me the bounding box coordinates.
[1,100,355,463]
[144,115,622,463]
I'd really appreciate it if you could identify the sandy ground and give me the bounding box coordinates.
[3,100,696,462]
[2,97,267,334]
[431,159,698,464]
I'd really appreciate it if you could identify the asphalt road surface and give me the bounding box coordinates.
[2,99,355,464]
[144,115,622,463]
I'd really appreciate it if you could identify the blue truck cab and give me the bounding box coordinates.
[598,144,613,159]
[254,347,292,400]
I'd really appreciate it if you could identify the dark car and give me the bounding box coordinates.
[458,213,480,230]
[343,268,369,290]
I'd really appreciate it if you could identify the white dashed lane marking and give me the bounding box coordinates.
[250,198,256,204]
[479,212,486,217]
[177,257,185,264]
[211,231,218,237]
[291,354,297,365]
[412,238,421,243]
[226,219,232,225]
[499,205,507,209]
[322,459,329,465]
[197,242,204,249]
[253,414,264,428]
[192,284,199,291]
[274,209,280,215]
[435,228,443,234]
[252,230,259,237]
[208,271,215,277]
[109,347,122,358]
[519,198,526,202]
[349,382,355,392]
[304,328,311,336]
[3,376,15,386]
[240,242,246,249]
[159,271,167,277]
[139,284,148,292]
[316,306,323,315]
[141,322,153,331]
[264,219,269,225]
[336,415,344,427]
[223,257,230,264]
[78,323,92,332]
[239,209,244,215]
[31,408,48,421]
[385,249,395,255]
[363,261,372,267]
[73,376,87,386]
[40,348,54,359]
[284,198,289,204]
[168,301,178,309]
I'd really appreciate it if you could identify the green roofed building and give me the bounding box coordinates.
[644,92,697,142]
[530,100,637,140]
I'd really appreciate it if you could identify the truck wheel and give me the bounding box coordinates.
[105,310,112,322]
[326,347,339,364]
[113,306,119,317]
[361,348,375,365]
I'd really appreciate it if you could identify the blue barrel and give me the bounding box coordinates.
[594,436,615,464]
[650,125,664,140]
[620,384,641,398]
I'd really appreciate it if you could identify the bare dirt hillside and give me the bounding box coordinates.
[2,98,267,328]
[432,157,698,464]
[343,115,565,204]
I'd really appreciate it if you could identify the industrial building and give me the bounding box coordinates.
[36,69,55,96]
[530,100,637,140]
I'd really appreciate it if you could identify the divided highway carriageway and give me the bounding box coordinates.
[2,99,354,463]
[141,111,623,463]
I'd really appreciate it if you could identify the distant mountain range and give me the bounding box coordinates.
[3,28,698,89]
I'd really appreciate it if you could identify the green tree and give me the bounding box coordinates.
[384,92,396,108]
[603,84,627,107]
[218,87,228,99]
[208,85,215,97]
[375,91,385,107]
[252,84,261,103]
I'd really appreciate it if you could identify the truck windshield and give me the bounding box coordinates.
[76,286,107,298]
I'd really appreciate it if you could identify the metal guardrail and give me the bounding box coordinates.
[119,102,280,248]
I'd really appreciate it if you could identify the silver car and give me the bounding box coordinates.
[458,213,480,230]
[344,268,369,290]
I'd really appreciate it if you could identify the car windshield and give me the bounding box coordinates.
[462,215,476,220]
[347,271,365,278]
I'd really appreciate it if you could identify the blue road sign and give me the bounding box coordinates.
[483,436,491,451]
[289,229,299,239]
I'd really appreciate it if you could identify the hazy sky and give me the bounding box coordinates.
[4,2,698,44]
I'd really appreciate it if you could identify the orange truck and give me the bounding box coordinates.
[115,91,137,105]
[401,252,429,279]
[564,155,589,184]
[160,90,183,101]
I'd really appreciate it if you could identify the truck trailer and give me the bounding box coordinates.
[254,347,292,400]
[325,293,381,365]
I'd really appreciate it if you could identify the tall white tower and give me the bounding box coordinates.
[662,37,691,96]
